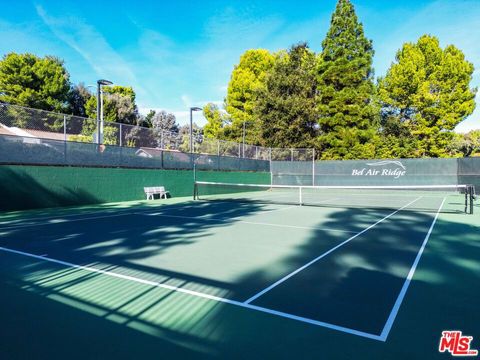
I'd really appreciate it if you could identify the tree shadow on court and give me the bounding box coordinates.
[0,201,479,359]
[0,200,272,295]
[217,205,480,359]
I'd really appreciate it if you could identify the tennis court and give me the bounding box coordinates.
[1,183,478,359]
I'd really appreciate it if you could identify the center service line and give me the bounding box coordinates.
[244,196,423,304]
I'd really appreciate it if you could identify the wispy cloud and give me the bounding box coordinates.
[2,1,476,131]
[0,18,58,56]
[35,5,144,95]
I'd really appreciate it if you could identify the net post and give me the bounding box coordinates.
[469,185,474,214]
[299,186,303,206]
[312,148,315,186]
[269,148,273,186]
[193,161,196,183]
[193,159,197,200]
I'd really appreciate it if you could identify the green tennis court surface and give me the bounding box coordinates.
[0,194,478,359]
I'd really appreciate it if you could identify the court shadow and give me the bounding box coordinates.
[0,202,478,359]
[0,200,270,294]
[223,206,480,358]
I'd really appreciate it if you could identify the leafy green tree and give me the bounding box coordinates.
[104,85,136,101]
[449,130,480,157]
[67,83,92,118]
[85,85,139,125]
[178,123,201,152]
[82,85,140,144]
[138,109,156,128]
[86,92,135,144]
[255,43,318,149]
[123,124,156,148]
[316,0,377,160]
[203,103,229,139]
[0,53,70,112]
[225,49,275,144]
[378,35,477,157]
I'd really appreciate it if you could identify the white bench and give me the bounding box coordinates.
[144,186,170,200]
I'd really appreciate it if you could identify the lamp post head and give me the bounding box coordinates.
[97,79,113,86]
[190,107,202,112]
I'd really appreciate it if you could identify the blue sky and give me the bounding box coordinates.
[0,0,479,132]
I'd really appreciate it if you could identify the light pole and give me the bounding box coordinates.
[96,79,113,144]
[189,107,202,153]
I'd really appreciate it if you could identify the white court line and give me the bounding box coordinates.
[0,246,382,341]
[244,197,423,304]
[0,210,107,225]
[0,213,134,230]
[1,202,355,234]
[138,212,358,234]
[0,200,300,231]
[0,202,196,229]
[259,205,298,213]
[379,197,446,342]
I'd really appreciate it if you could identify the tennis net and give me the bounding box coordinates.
[193,181,476,214]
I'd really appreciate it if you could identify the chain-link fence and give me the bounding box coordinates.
[0,134,270,172]
[271,148,315,161]
[0,103,300,161]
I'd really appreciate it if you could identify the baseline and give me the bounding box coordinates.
[0,246,382,341]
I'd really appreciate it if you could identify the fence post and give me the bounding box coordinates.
[291,149,294,162]
[63,115,67,164]
[119,123,123,147]
[119,143,123,167]
[63,115,67,141]
[217,140,220,156]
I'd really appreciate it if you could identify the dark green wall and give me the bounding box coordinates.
[0,165,270,212]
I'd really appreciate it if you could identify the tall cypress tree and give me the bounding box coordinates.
[317,0,377,159]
